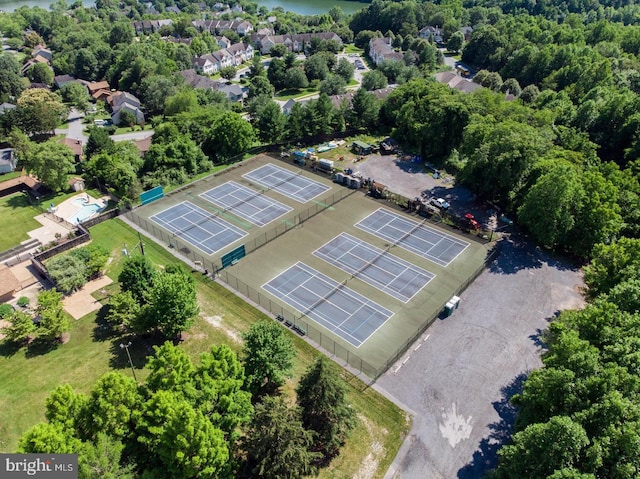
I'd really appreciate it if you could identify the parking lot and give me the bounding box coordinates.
[379,236,585,478]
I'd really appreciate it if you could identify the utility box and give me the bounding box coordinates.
[451,295,461,309]
[443,301,455,317]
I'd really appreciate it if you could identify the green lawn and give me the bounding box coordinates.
[0,171,23,182]
[0,218,409,476]
[275,87,318,101]
[344,45,364,54]
[112,124,153,136]
[0,193,42,251]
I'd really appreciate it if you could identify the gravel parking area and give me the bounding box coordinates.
[378,235,585,479]
[353,154,497,228]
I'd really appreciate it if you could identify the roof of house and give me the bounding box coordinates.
[179,69,220,90]
[134,136,152,155]
[353,140,371,148]
[0,148,15,165]
[60,138,83,157]
[0,103,16,114]
[109,91,141,108]
[87,81,110,93]
[0,264,20,298]
[54,74,77,88]
[434,71,482,93]
[218,83,244,98]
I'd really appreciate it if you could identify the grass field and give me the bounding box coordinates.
[0,218,409,476]
[0,187,105,252]
[0,193,42,251]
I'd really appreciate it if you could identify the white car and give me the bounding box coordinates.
[430,197,450,209]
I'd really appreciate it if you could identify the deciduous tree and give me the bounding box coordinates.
[118,255,157,304]
[17,89,68,135]
[361,70,388,91]
[1,310,36,345]
[242,320,295,397]
[36,289,70,342]
[144,267,199,338]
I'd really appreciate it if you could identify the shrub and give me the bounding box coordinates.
[0,303,14,319]
[17,297,30,308]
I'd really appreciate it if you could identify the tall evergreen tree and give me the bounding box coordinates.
[296,357,357,462]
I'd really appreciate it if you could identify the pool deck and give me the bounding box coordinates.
[53,193,109,224]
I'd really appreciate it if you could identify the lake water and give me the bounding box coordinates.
[0,0,367,14]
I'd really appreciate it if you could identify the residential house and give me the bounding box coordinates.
[434,71,481,94]
[418,25,444,44]
[192,18,254,36]
[179,69,220,91]
[54,74,77,89]
[165,5,181,13]
[87,80,112,102]
[32,46,53,62]
[21,55,51,75]
[60,138,84,162]
[109,91,144,125]
[254,32,342,55]
[255,27,273,37]
[193,55,219,75]
[133,19,173,35]
[143,2,159,14]
[231,4,242,13]
[328,86,396,109]
[213,2,228,10]
[0,148,16,174]
[218,83,245,103]
[460,26,474,41]
[267,16,277,23]
[368,38,403,66]
[0,103,16,115]
[281,97,312,115]
[216,36,232,49]
[0,264,20,303]
[134,136,152,156]
[192,43,254,74]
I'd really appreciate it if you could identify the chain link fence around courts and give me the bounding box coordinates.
[122,175,501,380]
[218,241,500,381]
[122,186,358,277]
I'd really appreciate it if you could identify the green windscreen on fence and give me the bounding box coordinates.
[140,186,164,205]
[221,245,246,268]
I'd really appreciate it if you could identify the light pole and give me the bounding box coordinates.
[120,342,138,383]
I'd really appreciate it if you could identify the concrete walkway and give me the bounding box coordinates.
[62,275,112,320]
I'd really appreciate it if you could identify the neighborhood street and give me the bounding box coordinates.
[55,108,154,144]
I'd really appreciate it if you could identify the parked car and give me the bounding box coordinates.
[430,197,450,209]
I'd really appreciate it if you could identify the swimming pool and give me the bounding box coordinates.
[72,197,90,207]
[69,203,105,224]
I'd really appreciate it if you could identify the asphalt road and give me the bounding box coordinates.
[378,235,585,479]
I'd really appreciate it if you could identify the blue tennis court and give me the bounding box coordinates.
[355,208,469,267]
[200,181,292,227]
[313,233,435,302]
[150,201,247,255]
[243,163,330,203]
[263,262,393,347]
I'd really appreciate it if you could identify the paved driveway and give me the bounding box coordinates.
[379,236,585,478]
